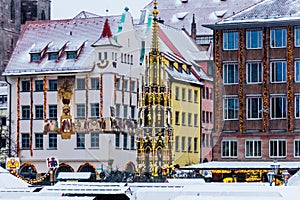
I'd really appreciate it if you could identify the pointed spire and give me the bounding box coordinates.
[101,18,112,38]
[191,13,196,40]
[151,0,160,55]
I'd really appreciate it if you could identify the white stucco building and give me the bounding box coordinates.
[3,9,143,178]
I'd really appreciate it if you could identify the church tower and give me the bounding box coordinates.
[136,1,173,177]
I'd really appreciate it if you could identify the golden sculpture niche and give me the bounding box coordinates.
[58,78,74,139]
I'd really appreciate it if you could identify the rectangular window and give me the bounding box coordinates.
[295,61,300,82]
[130,106,135,119]
[116,104,121,118]
[91,78,99,90]
[48,52,58,60]
[31,53,41,62]
[194,138,198,152]
[188,137,192,152]
[181,136,186,152]
[194,90,198,103]
[123,133,128,149]
[223,96,239,120]
[116,78,121,90]
[115,133,120,148]
[175,136,179,152]
[35,105,44,119]
[188,89,192,102]
[295,27,300,47]
[76,132,85,148]
[90,103,99,118]
[35,133,43,149]
[269,139,286,158]
[182,88,186,101]
[223,63,238,84]
[188,113,192,126]
[206,112,209,123]
[49,105,57,119]
[130,135,135,150]
[294,139,300,157]
[66,51,77,59]
[202,111,205,123]
[295,94,300,118]
[76,78,86,90]
[246,30,262,49]
[245,140,261,158]
[76,104,85,118]
[194,114,198,127]
[222,140,237,158]
[91,133,99,148]
[246,62,262,84]
[206,87,209,99]
[246,96,262,119]
[22,106,30,119]
[270,95,286,119]
[21,133,30,149]
[123,105,128,118]
[35,80,44,91]
[123,80,128,91]
[49,132,57,149]
[175,111,180,125]
[223,31,238,50]
[48,80,57,91]
[22,80,30,92]
[130,80,135,92]
[270,28,287,48]
[270,61,287,83]
[175,87,179,100]
[181,112,186,126]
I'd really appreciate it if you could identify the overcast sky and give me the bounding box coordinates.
[51,0,151,20]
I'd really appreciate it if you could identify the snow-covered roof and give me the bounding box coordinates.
[207,0,300,27]
[0,167,30,189]
[141,0,261,35]
[182,161,300,169]
[3,15,121,76]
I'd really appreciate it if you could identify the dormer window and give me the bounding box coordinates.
[30,53,41,62]
[67,51,77,60]
[48,52,58,60]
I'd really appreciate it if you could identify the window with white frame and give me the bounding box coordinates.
[246,96,262,119]
[76,132,85,148]
[270,28,287,48]
[295,61,300,82]
[123,133,128,149]
[116,104,121,118]
[223,96,239,120]
[194,137,198,152]
[76,104,85,118]
[223,31,238,50]
[188,113,192,126]
[76,78,85,90]
[116,78,121,90]
[90,103,99,118]
[181,112,186,126]
[91,77,99,90]
[123,105,128,118]
[294,139,300,157]
[270,61,286,83]
[269,139,286,158]
[295,94,300,118]
[175,86,179,100]
[223,63,238,84]
[182,88,186,101]
[295,27,300,47]
[246,30,262,49]
[48,132,57,149]
[35,133,43,149]
[222,140,237,158]
[181,136,186,152]
[245,140,261,158]
[21,133,30,149]
[246,62,262,84]
[123,79,128,91]
[194,114,198,127]
[91,133,99,148]
[175,136,179,152]
[115,133,120,148]
[270,95,286,119]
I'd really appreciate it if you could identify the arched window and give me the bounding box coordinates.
[10,0,15,22]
